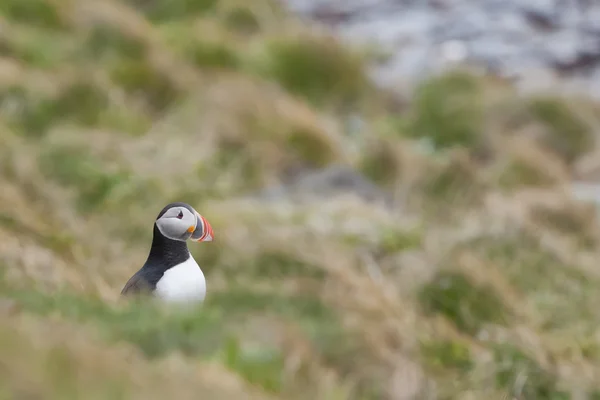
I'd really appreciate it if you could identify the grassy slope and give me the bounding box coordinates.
[1,0,600,399]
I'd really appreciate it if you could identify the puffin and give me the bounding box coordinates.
[121,202,214,303]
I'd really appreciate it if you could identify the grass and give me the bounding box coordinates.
[1,0,600,399]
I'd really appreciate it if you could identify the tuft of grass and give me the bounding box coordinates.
[529,96,594,164]
[110,58,181,113]
[493,344,568,399]
[359,139,403,186]
[402,70,483,150]
[242,251,326,280]
[84,24,148,61]
[54,81,109,127]
[223,6,261,35]
[1,81,109,135]
[122,0,218,22]
[1,273,353,397]
[160,24,241,70]
[530,202,599,248]
[220,336,285,393]
[377,226,423,254]
[0,0,68,30]
[495,144,566,190]
[185,40,240,69]
[417,150,483,212]
[1,86,59,137]
[420,339,473,373]
[203,99,340,191]
[260,35,369,106]
[469,234,600,330]
[419,271,509,335]
[286,126,338,168]
[1,284,223,358]
[206,139,266,191]
[207,288,334,323]
[97,106,152,136]
[38,145,129,213]
[0,28,73,69]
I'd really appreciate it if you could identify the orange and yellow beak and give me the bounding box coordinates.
[189,211,214,242]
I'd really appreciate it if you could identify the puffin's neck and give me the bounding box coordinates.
[145,224,190,271]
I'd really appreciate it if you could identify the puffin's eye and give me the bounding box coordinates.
[176,211,184,219]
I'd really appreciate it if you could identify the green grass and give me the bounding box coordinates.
[1,0,68,30]
[529,96,594,164]
[401,70,483,150]
[258,35,369,107]
[419,271,510,335]
[493,344,569,399]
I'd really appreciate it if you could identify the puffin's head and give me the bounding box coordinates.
[154,202,214,243]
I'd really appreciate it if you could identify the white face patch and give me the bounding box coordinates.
[155,206,196,241]
[154,254,206,303]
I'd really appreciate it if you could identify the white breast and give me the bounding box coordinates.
[154,255,206,304]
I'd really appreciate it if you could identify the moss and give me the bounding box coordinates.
[420,339,473,373]
[0,0,68,30]
[262,35,368,106]
[419,271,509,335]
[404,71,483,150]
[529,96,593,164]
[122,0,218,22]
[110,59,181,114]
[493,344,569,399]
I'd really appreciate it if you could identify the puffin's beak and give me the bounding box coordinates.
[190,212,214,242]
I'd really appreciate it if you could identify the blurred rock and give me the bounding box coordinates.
[282,0,600,99]
[255,164,393,206]
[571,182,600,207]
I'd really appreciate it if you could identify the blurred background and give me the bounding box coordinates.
[1,0,600,399]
